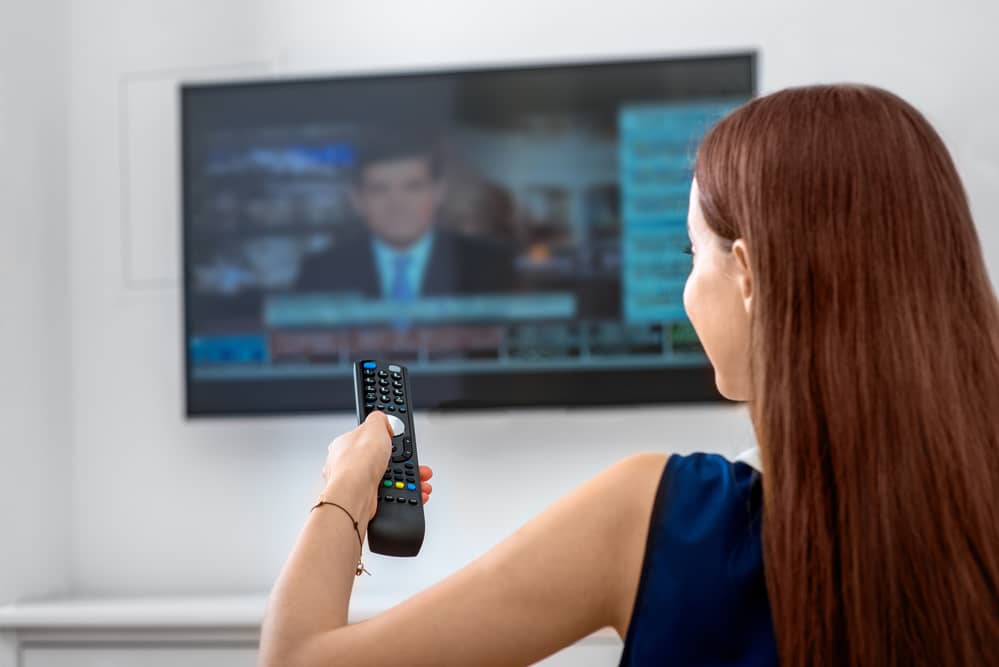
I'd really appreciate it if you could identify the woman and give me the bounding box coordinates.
[258,85,999,666]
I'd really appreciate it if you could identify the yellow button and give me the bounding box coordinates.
[395,481,405,489]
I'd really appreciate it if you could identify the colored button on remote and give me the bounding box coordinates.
[394,481,405,489]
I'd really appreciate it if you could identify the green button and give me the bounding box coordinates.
[382,480,392,487]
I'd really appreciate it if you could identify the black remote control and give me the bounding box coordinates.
[353,360,426,557]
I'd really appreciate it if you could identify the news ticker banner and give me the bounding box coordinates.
[619,98,746,324]
[263,292,577,326]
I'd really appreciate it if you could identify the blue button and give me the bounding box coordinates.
[362,361,377,369]
[406,483,416,490]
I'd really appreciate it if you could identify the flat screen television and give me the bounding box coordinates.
[181,51,756,415]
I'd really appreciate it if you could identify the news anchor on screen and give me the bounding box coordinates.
[296,130,517,299]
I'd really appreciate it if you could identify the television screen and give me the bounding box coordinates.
[182,52,756,415]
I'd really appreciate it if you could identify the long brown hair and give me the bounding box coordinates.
[694,84,999,665]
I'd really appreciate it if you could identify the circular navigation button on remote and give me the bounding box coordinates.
[386,414,406,436]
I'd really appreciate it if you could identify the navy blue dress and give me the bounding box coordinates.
[619,453,778,666]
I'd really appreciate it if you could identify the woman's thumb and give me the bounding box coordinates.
[364,410,393,436]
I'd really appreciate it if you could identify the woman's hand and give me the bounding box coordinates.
[321,410,434,522]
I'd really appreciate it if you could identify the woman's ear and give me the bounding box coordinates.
[731,239,753,315]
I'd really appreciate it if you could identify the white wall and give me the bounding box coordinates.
[62,0,999,598]
[0,0,72,602]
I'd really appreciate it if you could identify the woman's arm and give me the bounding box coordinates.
[259,422,667,667]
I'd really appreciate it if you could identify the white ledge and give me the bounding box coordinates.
[0,593,374,629]
[0,594,620,640]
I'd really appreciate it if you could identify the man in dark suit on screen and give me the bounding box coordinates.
[296,131,517,300]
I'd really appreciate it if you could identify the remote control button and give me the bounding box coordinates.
[394,399,404,405]
[382,480,392,487]
[392,380,403,387]
[376,404,386,410]
[394,481,404,489]
[362,361,377,369]
[399,407,408,413]
[386,405,395,412]
[408,498,418,505]
[363,369,374,377]
[391,371,402,379]
[384,494,394,501]
[388,364,401,372]
[378,370,388,377]
[406,482,416,490]
[393,388,403,395]
[378,378,388,385]
[365,393,376,401]
[365,403,375,410]
[386,414,405,436]
[380,394,390,401]
[404,462,414,469]
[397,496,408,503]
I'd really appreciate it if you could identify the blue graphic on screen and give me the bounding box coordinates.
[619,101,741,323]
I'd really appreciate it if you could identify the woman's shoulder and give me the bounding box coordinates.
[619,449,776,666]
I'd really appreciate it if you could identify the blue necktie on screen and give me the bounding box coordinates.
[390,253,413,328]
[391,254,413,301]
